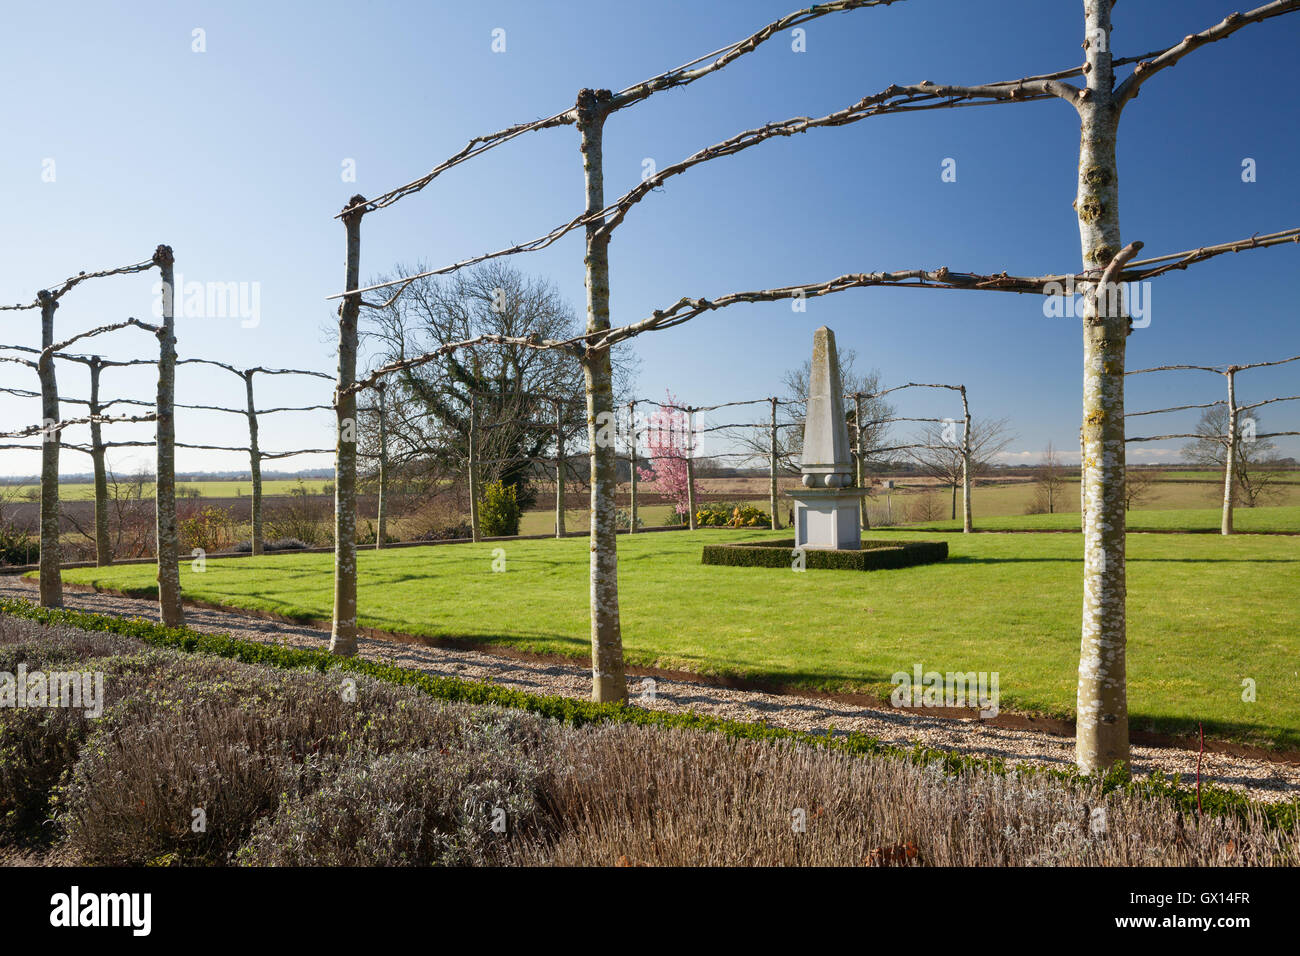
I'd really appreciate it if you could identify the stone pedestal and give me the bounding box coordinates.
[787,325,868,551]
[791,487,871,550]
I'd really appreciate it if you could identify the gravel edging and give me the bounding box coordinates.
[2,576,1297,804]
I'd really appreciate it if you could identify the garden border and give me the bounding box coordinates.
[1,596,1293,832]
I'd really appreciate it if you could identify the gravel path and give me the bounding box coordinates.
[4,575,1298,804]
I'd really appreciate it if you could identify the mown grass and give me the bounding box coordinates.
[54,520,1300,750]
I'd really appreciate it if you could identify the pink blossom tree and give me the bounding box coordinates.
[638,392,693,521]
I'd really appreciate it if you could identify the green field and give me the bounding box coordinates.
[54,523,1300,750]
[907,506,1300,534]
[1154,470,1300,483]
[4,479,332,501]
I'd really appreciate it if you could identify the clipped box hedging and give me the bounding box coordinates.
[701,538,948,571]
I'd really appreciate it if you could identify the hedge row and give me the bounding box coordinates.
[702,538,949,571]
[0,597,1292,831]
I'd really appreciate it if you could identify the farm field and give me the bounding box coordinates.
[907,506,1300,534]
[2,478,333,501]
[519,480,1300,535]
[56,523,1300,750]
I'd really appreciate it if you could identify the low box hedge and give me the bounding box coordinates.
[701,538,948,571]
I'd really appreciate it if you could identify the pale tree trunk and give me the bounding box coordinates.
[36,291,63,607]
[330,196,366,656]
[153,246,184,627]
[244,369,263,555]
[1079,427,1087,520]
[468,393,480,542]
[1074,0,1129,775]
[88,357,112,566]
[376,382,388,549]
[685,408,697,530]
[1221,369,1237,535]
[628,400,638,533]
[960,386,973,533]
[771,396,782,530]
[554,398,566,537]
[576,88,627,704]
[854,393,866,530]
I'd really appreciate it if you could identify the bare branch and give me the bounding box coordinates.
[1122,228,1300,281]
[45,317,159,355]
[1126,400,1226,418]
[333,73,1083,301]
[342,1,907,218]
[1115,1,1300,111]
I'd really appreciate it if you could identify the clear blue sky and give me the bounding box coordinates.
[2,0,1297,478]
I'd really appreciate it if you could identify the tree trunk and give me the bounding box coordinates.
[771,396,782,530]
[88,358,112,566]
[960,386,973,533]
[685,407,697,530]
[330,196,366,657]
[376,382,388,549]
[153,246,184,627]
[1221,369,1237,535]
[628,400,638,533]
[950,481,957,521]
[576,88,627,704]
[468,393,480,542]
[854,393,867,530]
[1074,0,1129,775]
[36,291,62,607]
[244,370,263,556]
[1079,427,1087,520]
[554,398,566,537]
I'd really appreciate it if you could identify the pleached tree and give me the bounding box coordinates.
[327,0,1300,761]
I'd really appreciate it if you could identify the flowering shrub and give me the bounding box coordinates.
[638,391,693,521]
[695,502,772,528]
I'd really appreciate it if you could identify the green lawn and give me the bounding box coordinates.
[54,524,1300,750]
[904,506,1300,533]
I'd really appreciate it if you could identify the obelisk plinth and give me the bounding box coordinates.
[788,327,870,550]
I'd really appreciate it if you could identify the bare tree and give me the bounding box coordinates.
[907,417,1014,520]
[576,88,625,703]
[745,350,893,474]
[1122,467,1158,512]
[36,291,62,607]
[330,197,365,657]
[152,245,183,627]
[1182,406,1282,508]
[330,0,1300,768]
[1027,443,1066,515]
[361,259,633,521]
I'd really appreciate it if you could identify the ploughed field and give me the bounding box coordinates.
[54,525,1300,751]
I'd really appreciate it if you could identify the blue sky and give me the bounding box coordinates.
[2,0,1297,477]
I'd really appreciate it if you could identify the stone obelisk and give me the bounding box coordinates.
[789,327,870,549]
